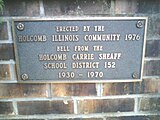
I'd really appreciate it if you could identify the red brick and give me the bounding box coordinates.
[115,0,138,14]
[0,83,49,98]
[105,116,160,120]
[52,83,96,97]
[17,100,73,115]
[1,0,40,16]
[49,118,103,120]
[44,0,111,16]
[0,119,43,120]
[106,118,121,120]
[137,0,160,14]
[142,79,160,94]
[143,61,160,76]
[140,97,160,111]
[0,22,8,40]
[0,102,13,115]
[78,98,134,114]
[147,16,160,38]
[103,83,135,96]
[103,82,143,96]
[0,64,10,80]
[103,81,160,95]
[0,44,14,60]
[145,40,160,57]
[81,118,103,120]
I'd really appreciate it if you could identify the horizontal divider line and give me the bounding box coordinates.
[1,13,160,19]
[0,60,15,64]
[144,57,160,61]
[143,76,160,79]
[147,38,160,41]
[0,81,17,83]
[0,94,160,102]
[0,40,13,44]
[0,111,159,119]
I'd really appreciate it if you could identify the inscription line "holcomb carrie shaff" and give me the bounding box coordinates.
[12,17,147,83]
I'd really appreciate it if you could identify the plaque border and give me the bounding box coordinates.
[12,17,148,83]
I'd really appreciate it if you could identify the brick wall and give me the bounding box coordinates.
[0,0,160,120]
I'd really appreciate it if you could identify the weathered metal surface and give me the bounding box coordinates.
[13,17,147,83]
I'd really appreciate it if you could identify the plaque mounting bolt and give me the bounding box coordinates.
[21,74,28,80]
[136,21,143,28]
[17,23,25,31]
[132,72,138,79]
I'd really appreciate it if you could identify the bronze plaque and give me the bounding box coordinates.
[13,17,147,83]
